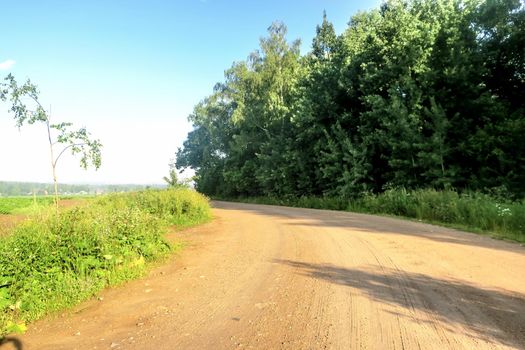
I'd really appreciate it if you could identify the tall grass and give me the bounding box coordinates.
[0,189,210,337]
[350,189,525,242]
[219,189,525,243]
[97,188,211,228]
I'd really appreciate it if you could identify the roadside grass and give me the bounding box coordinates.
[0,189,210,337]
[218,189,525,243]
[96,188,211,229]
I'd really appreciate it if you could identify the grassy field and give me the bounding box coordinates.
[0,197,55,215]
[0,189,211,337]
[219,189,525,243]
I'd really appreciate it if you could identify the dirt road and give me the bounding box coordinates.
[3,201,525,349]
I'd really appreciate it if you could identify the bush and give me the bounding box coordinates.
[0,189,210,336]
[350,189,525,241]
[96,188,211,227]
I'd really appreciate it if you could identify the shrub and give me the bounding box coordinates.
[0,189,211,336]
[350,189,525,241]
[96,188,211,227]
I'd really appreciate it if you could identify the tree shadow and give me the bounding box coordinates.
[213,201,525,255]
[0,337,23,350]
[274,258,525,348]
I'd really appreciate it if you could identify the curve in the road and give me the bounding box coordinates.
[6,201,525,350]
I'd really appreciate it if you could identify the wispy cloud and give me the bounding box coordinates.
[0,59,16,70]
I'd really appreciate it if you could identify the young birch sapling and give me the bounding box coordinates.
[0,74,102,209]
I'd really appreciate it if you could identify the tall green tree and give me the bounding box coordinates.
[176,0,525,199]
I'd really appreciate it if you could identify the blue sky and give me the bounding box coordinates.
[1,0,378,184]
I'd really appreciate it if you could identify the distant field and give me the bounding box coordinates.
[0,197,55,215]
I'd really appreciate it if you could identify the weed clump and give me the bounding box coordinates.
[97,188,211,228]
[0,189,210,336]
[350,189,525,241]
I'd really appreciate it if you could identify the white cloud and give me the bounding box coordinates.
[0,59,16,70]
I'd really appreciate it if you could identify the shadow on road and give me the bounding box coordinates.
[274,258,525,349]
[213,201,525,255]
[0,337,23,350]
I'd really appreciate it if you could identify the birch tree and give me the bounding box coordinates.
[1,74,102,209]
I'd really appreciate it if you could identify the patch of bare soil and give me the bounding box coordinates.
[0,214,25,237]
[58,199,88,209]
[2,201,524,349]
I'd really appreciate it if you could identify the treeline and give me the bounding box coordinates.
[0,181,164,196]
[176,0,525,199]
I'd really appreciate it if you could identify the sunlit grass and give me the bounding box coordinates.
[219,189,525,243]
[0,189,210,337]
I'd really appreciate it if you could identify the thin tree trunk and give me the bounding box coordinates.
[46,118,59,212]
[52,165,59,211]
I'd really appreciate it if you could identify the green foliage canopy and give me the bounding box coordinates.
[177,0,525,199]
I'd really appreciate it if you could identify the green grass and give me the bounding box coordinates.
[96,188,211,228]
[0,197,55,215]
[0,189,211,337]
[217,189,525,243]
[350,189,525,242]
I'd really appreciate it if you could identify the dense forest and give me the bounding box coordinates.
[176,0,525,199]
